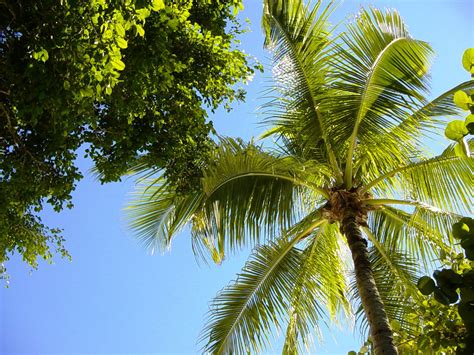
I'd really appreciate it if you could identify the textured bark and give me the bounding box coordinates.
[342,213,398,355]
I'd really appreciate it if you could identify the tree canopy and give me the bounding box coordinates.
[0,0,259,274]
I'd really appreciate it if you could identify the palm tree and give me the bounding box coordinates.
[127,1,473,354]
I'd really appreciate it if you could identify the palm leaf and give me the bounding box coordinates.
[126,138,330,261]
[201,214,326,354]
[373,80,474,150]
[283,222,350,354]
[367,205,460,270]
[262,0,342,178]
[126,177,202,254]
[364,142,473,214]
[192,138,329,259]
[323,8,433,186]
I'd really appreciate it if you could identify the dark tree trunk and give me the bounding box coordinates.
[341,213,398,355]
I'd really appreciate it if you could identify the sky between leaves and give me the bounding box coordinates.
[1,0,473,354]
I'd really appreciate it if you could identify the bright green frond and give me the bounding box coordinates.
[402,146,473,214]
[366,143,473,214]
[284,222,350,354]
[262,0,342,178]
[126,177,202,254]
[126,138,330,262]
[408,80,474,122]
[201,213,326,355]
[324,8,433,186]
[354,81,474,186]
[368,205,460,270]
[192,138,329,259]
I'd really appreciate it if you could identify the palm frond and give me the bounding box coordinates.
[365,142,473,214]
[126,177,202,254]
[201,214,326,354]
[408,80,474,121]
[283,222,350,354]
[192,138,329,259]
[368,205,460,270]
[126,138,330,261]
[262,0,342,178]
[358,80,474,171]
[323,8,433,186]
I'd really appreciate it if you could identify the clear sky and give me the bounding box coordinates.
[1,1,473,354]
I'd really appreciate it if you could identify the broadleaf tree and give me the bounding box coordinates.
[127,1,473,353]
[0,0,259,276]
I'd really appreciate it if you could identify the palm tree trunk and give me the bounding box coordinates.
[341,213,398,355]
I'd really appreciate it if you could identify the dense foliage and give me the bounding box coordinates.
[0,0,258,275]
[445,48,474,156]
[415,218,474,354]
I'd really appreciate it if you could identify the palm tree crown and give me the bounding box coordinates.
[127,1,473,353]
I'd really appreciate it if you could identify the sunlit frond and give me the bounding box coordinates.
[262,0,342,177]
[322,8,433,186]
[284,222,350,354]
[126,177,202,254]
[365,142,473,214]
[126,138,331,261]
[368,205,461,270]
[201,214,326,354]
[192,138,329,259]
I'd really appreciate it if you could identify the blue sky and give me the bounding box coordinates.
[1,1,473,354]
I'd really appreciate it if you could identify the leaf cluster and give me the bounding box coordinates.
[444,48,474,156]
[416,218,474,354]
[0,0,259,274]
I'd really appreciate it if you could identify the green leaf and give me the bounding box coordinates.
[135,24,145,37]
[465,114,474,134]
[445,120,468,140]
[466,247,474,261]
[111,58,125,71]
[459,217,474,232]
[458,302,474,323]
[151,0,165,12]
[115,23,125,37]
[79,87,94,97]
[116,37,128,49]
[32,48,49,62]
[453,221,470,239]
[462,48,474,73]
[417,276,436,295]
[136,8,151,21]
[453,90,471,110]
[433,288,451,306]
[460,237,474,250]
[439,287,459,303]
